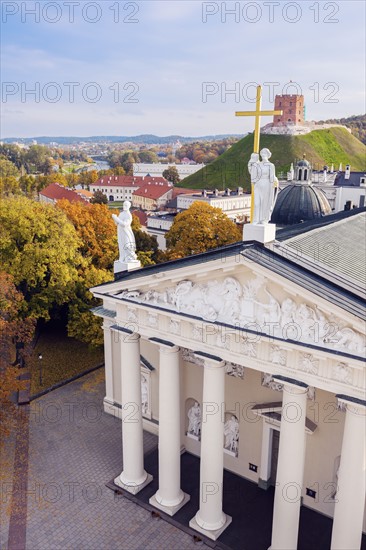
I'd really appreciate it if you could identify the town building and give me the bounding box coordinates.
[177,188,251,223]
[131,181,174,211]
[90,175,168,203]
[133,162,205,180]
[146,213,177,250]
[39,183,90,205]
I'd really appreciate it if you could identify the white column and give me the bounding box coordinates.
[270,378,308,550]
[189,353,232,540]
[331,399,366,550]
[114,327,152,494]
[103,322,114,409]
[149,342,190,515]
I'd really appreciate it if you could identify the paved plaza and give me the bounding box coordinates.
[2,369,207,550]
[2,368,365,550]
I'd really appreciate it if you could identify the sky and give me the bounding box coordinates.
[1,0,365,138]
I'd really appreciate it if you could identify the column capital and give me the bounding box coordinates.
[110,324,140,340]
[149,337,179,354]
[337,394,366,416]
[194,351,225,369]
[273,375,308,395]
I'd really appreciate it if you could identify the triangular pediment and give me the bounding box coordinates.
[91,246,365,362]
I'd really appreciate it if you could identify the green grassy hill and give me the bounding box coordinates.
[178,127,366,191]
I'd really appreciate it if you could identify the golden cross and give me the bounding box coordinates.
[235,85,282,221]
[235,85,283,153]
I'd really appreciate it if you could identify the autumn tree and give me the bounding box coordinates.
[0,273,35,437]
[0,158,21,196]
[0,197,83,320]
[57,200,116,344]
[162,166,180,185]
[165,202,241,259]
[57,200,117,271]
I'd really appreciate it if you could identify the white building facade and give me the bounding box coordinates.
[91,210,366,548]
[133,163,205,180]
[177,190,251,222]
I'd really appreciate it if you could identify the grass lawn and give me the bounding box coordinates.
[28,323,104,396]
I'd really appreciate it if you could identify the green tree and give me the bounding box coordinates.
[0,197,83,320]
[138,150,159,164]
[19,174,37,196]
[162,166,180,185]
[165,202,241,258]
[90,190,108,204]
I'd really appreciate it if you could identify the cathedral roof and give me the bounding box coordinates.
[92,208,366,323]
[271,183,332,226]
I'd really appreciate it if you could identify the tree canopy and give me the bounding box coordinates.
[162,166,180,185]
[0,197,83,320]
[0,272,35,436]
[165,201,241,258]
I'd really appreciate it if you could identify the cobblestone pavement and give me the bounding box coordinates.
[6,369,206,550]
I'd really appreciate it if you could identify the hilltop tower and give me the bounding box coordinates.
[273,94,305,126]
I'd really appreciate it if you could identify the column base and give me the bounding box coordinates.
[149,492,190,517]
[189,514,232,541]
[258,478,271,490]
[103,397,115,415]
[114,472,153,495]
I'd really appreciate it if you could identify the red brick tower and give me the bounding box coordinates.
[273,95,304,126]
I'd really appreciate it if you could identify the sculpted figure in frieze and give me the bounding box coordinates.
[119,277,365,357]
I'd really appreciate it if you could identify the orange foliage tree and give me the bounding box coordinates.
[0,272,35,436]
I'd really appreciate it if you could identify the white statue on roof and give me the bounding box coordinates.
[248,148,279,224]
[112,201,140,273]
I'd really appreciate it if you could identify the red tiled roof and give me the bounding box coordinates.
[39,183,90,203]
[133,182,173,200]
[90,175,169,188]
[172,188,197,198]
[77,189,93,198]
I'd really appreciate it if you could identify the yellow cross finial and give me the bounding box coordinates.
[235,85,283,221]
[235,85,283,153]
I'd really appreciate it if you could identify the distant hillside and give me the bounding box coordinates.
[2,134,242,145]
[178,127,366,191]
[317,114,366,144]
